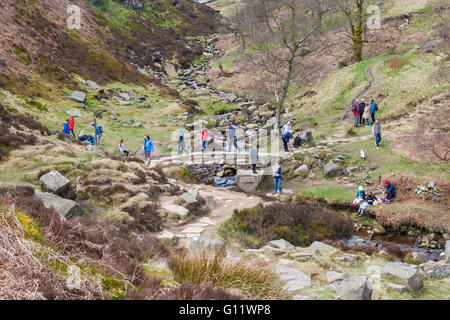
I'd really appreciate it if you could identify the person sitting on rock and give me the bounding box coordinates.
[119,139,129,157]
[384,180,396,203]
[293,133,303,148]
[352,186,366,207]
[357,190,378,216]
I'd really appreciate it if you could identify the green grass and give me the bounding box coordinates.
[299,183,356,202]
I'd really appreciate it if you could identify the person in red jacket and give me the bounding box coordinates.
[352,99,360,127]
[201,127,209,152]
[68,117,75,138]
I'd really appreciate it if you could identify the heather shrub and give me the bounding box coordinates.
[221,202,354,248]
[169,249,285,300]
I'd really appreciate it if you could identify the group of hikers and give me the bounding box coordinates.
[352,98,383,149]
[61,117,103,146]
[351,180,397,216]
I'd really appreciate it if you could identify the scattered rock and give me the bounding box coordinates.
[275,265,312,291]
[310,241,333,251]
[188,236,225,255]
[294,164,309,174]
[164,62,177,78]
[161,203,189,219]
[291,252,313,261]
[334,276,373,300]
[86,80,99,90]
[87,144,106,157]
[39,170,76,200]
[386,283,408,293]
[382,262,423,290]
[181,192,198,204]
[327,271,346,284]
[268,239,295,251]
[421,261,450,278]
[34,191,82,219]
[70,91,87,103]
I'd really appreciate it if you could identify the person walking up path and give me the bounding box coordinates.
[69,117,75,138]
[272,162,282,194]
[201,127,209,152]
[372,120,382,149]
[142,135,154,165]
[358,99,366,126]
[119,139,129,157]
[352,100,360,127]
[369,99,378,125]
[227,123,238,152]
[178,129,189,155]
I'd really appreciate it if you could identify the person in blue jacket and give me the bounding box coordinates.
[63,120,70,135]
[384,180,396,203]
[272,162,282,194]
[369,99,378,125]
[142,135,154,165]
[92,123,103,146]
[178,129,189,155]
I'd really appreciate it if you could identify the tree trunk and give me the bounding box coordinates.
[352,0,364,62]
[275,55,295,129]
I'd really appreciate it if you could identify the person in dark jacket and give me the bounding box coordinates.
[63,120,70,135]
[358,99,366,125]
[272,163,282,193]
[293,133,302,148]
[384,180,396,203]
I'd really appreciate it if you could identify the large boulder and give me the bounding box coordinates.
[164,62,177,78]
[188,236,226,256]
[219,92,237,103]
[301,131,314,144]
[334,276,373,300]
[294,164,309,174]
[181,191,198,204]
[382,262,423,290]
[275,265,312,292]
[34,191,82,219]
[324,161,342,178]
[71,91,87,103]
[39,170,76,200]
[86,80,99,90]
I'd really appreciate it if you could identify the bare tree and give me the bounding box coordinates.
[333,0,366,62]
[234,0,320,129]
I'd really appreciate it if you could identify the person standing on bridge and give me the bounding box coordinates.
[249,145,258,174]
[227,122,237,152]
[201,127,209,152]
[178,129,189,155]
[358,99,366,126]
[372,120,382,150]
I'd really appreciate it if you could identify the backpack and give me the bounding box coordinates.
[98,126,103,134]
[374,103,378,112]
[352,104,357,113]
[179,135,184,142]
